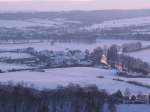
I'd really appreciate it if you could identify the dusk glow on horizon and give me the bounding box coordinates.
[0,0,150,11]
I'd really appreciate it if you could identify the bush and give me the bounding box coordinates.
[113,78,124,82]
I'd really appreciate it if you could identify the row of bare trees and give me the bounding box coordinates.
[0,83,119,112]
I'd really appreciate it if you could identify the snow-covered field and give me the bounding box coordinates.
[2,16,150,30]
[0,67,149,94]
[0,62,30,71]
[0,40,149,52]
[116,104,150,112]
[82,16,150,30]
[0,52,33,59]
[126,49,150,64]
[104,104,150,112]
[0,18,80,28]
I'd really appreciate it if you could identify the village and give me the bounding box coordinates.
[109,88,150,104]
[0,42,150,105]
[0,41,150,74]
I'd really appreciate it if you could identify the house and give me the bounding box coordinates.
[115,63,124,71]
[100,54,108,65]
[115,63,128,72]
[38,50,89,67]
[117,71,129,77]
[123,94,150,104]
[73,50,86,61]
[50,51,66,65]
[136,94,149,104]
[143,68,150,75]
[124,96,130,104]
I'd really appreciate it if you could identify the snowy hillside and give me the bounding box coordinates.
[0,39,149,52]
[116,104,150,112]
[0,67,149,94]
[0,52,34,59]
[126,49,150,64]
[0,62,31,71]
[82,16,150,30]
[0,18,80,28]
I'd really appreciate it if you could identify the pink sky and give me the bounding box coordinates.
[0,0,150,11]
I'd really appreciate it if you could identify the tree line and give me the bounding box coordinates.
[0,83,120,112]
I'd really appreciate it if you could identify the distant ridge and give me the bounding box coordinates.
[0,9,150,23]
